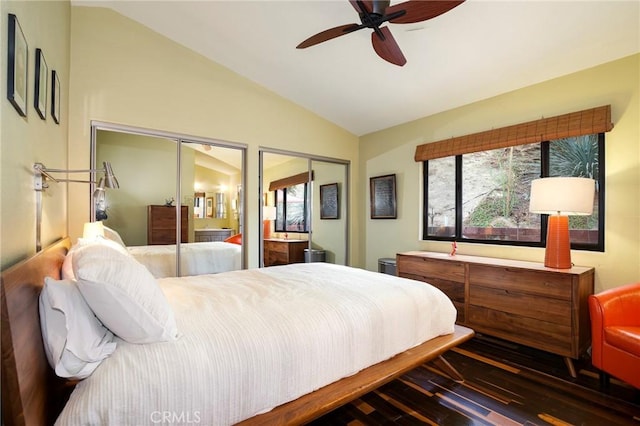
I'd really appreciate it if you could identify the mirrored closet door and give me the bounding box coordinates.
[91,122,246,276]
[260,149,349,267]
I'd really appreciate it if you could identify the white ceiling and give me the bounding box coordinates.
[73,0,639,136]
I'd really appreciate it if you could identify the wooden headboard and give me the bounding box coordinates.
[1,237,71,426]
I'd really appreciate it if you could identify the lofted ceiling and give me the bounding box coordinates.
[73,0,639,136]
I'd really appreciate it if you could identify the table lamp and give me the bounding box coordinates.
[529,177,595,269]
[263,206,277,239]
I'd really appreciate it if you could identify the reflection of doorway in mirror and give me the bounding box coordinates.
[206,197,214,218]
[194,192,205,218]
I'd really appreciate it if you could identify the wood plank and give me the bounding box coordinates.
[319,336,638,426]
[1,237,71,426]
[467,306,572,356]
[469,264,572,300]
[469,285,571,326]
[397,254,465,283]
[238,325,474,425]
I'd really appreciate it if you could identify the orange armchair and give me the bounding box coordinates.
[588,282,640,389]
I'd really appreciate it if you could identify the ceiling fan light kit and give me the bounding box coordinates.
[296,0,465,67]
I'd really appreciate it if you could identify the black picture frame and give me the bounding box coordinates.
[370,174,397,219]
[7,14,28,117]
[34,48,47,119]
[51,70,60,124]
[320,183,339,219]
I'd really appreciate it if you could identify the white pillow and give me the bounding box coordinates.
[62,237,130,280]
[72,243,179,344]
[103,225,126,248]
[39,277,117,379]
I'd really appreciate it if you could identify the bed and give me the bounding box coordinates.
[84,226,242,278]
[127,241,242,278]
[1,237,474,426]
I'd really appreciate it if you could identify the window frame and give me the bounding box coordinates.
[273,183,310,233]
[422,134,605,252]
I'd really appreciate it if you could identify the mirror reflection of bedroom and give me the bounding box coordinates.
[94,126,245,277]
[260,150,349,267]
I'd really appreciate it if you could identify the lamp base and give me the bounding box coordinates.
[545,215,572,269]
[263,220,271,240]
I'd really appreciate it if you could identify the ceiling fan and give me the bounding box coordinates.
[296,0,465,67]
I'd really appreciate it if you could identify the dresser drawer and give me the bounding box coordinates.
[269,251,288,265]
[195,229,233,242]
[397,254,466,323]
[266,242,289,254]
[468,305,572,356]
[264,240,307,266]
[397,254,465,283]
[469,285,571,326]
[150,229,176,244]
[469,264,572,300]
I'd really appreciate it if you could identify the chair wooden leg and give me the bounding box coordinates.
[599,371,610,390]
[431,355,465,382]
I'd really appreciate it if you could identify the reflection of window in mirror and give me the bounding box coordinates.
[215,193,226,219]
[194,192,205,218]
[275,183,308,232]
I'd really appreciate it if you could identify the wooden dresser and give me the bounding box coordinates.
[264,239,307,266]
[396,251,594,377]
[194,228,234,242]
[147,205,188,245]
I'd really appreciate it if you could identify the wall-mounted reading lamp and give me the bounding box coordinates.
[33,161,119,251]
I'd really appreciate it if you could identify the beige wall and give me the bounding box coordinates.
[67,6,359,268]
[1,1,70,269]
[359,54,640,291]
[96,131,190,246]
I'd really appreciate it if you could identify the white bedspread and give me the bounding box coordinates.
[56,263,456,426]
[127,241,241,278]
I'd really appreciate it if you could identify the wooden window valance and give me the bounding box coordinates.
[414,105,613,162]
[268,171,314,191]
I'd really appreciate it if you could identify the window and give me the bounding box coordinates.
[274,183,309,232]
[423,134,604,251]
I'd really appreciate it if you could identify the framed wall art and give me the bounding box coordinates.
[34,48,48,119]
[320,182,339,219]
[370,174,397,219]
[51,70,60,124]
[7,14,28,117]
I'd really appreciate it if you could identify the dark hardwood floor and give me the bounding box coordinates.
[310,335,640,425]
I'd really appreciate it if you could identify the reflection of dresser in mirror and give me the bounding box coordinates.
[194,229,233,242]
[147,205,188,245]
[264,239,307,266]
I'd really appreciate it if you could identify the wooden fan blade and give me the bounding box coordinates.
[387,0,465,24]
[349,0,373,15]
[371,27,406,66]
[297,24,361,49]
